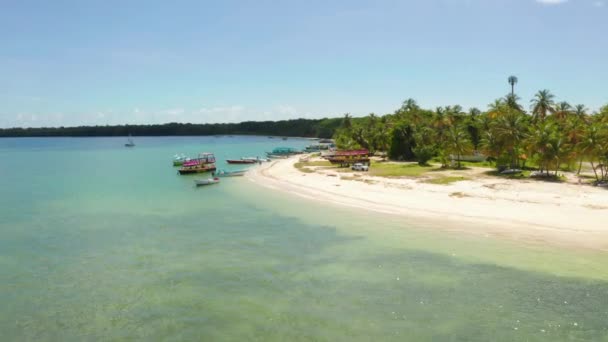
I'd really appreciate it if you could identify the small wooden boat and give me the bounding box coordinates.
[226,159,257,164]
[194,177,220,186]
[213,169,246,177]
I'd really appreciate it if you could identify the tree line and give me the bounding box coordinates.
[334,85,608,183]
[0,118,342,139]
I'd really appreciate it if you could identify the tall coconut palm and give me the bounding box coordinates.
[530,90,556,122]
[508,75,518,96]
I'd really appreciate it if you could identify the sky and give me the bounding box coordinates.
[0,0,607,128]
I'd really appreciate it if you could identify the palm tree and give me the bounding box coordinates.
[526,123,556,175]
[480,130,502,163]
[492,109,528,168]
[508,75,518,96]
[401,98,419,112]
[342,113,352,129]
[554,101,572,120]
[579,124,604,182]
[573,104,588,123]
[530,90,556,122]
[488,99,507,119]
[445,125,473,168]
[504,93,524,112]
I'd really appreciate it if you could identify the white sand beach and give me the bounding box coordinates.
[248,156,608,251]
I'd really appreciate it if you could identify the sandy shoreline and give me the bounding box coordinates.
[247,156,608,251]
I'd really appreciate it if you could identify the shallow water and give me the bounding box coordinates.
[1,137,607,341]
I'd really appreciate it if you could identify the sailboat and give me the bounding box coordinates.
[125,134,135,147]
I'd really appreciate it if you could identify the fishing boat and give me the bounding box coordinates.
[194,177,220,186]
[226,159,257,164]
[125,134,135,147]
[178,153,217,174]
[213,169,246,177]
[173,154,191,166]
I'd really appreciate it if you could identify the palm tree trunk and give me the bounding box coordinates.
[577,158,583,174]
[591,161,599,181]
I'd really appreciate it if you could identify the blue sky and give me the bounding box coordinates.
[1,0,606,127]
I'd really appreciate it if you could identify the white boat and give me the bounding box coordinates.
[194,177,220,186]
[242,156,270,162]
[213,169,246,177]
[125,134,135,147]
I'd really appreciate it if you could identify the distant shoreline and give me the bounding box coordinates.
[248,156,608,251]
[0,134,319,139]
[0,118,341,138]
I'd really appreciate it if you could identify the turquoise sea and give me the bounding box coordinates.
[1,136,607,341]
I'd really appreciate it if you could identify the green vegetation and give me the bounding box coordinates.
[424,176,470,185]
[301,161,333,167]
[368,162,437,178]
[0,118,342,139]
[294,160,335,173]
[334,78,608,184]
[294,162,316,173]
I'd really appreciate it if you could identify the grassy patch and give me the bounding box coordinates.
[294,162,315,173]
[302,160,333,167]
[424,176,470,185]
[294,160,334,173]
[369,162,437,178]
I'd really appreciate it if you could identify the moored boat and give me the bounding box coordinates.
[194,177,220,186]
[242,156,270,162]
[265,147,301,158]
[213,169,246,177]
[226,159,257,164]
[178,153,217,174]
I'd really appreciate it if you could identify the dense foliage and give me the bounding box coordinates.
[334,91,608,183]
[0,118,342,139]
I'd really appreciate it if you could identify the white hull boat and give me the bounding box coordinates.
[194,177,220,186]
